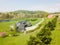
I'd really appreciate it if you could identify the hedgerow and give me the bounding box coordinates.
[28,16,58,45]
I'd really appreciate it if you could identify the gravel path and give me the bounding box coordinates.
[25,18,44,31]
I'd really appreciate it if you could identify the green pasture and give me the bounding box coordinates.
[0,18,53,45]
[50,18,60,45]
[0,18,41,32]
[0,18,43,45]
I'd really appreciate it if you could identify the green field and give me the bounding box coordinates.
[0,17,58,45]
[50,18,60,45]
[0,18,43,45]
[0,18,41,32]
[0,26,43,45]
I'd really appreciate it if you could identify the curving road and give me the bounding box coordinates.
[25,18,44,31]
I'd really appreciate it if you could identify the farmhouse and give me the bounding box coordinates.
[48,14,54,18]
[16,20,32,32]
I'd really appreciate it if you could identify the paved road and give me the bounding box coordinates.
[25,18,44,31]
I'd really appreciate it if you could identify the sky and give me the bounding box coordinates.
[0,0,60,12]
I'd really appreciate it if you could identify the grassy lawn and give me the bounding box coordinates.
[50,18,60,45]
[0,20,43,45]
[0,18,42,45]
[0,18,52,45]
[0,18,41,32]
[0,27,42,45]
[18,18,42,25]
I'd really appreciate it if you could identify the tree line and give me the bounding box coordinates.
[0,10,48,20]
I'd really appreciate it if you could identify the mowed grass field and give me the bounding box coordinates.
[0,18,42,33]
[0,18,53,45]
[0,26,43,45]
[0,18,42,45]
[50,18,60,45]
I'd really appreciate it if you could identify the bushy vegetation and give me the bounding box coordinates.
[28,16,58,45]
[50,16,60,45]
[47,16,58,30]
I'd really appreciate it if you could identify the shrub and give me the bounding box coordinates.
[41,36,52,44]
[31,18,37,21]
[28,36,45,45]
[28,16,58,45]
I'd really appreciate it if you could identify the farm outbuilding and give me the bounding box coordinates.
[48,14,54,18]
[16,20,32,32]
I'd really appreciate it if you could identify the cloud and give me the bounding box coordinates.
[0,3,60,12]
[49,3,60,12]
[28,3,60,12]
